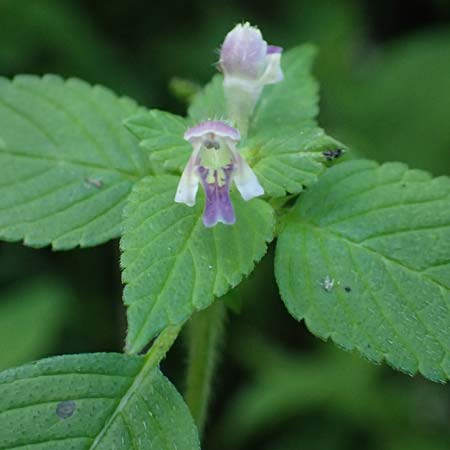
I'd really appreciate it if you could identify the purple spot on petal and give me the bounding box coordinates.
[267,45,283,54]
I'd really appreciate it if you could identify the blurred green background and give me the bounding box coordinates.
[0,0,449,448]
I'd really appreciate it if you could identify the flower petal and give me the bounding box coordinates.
[184,120,240,142]
[199,166,235,227]
[267,45,283,54]
[175,149,200,206]
[220,23,267,80]
[233,152,264,201]
[259,52,284,86]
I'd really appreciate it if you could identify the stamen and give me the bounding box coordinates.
[203,139,220,150]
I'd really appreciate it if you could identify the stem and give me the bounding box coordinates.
[145,324,182,367]
[89,325,182,448]
[224,82,260,138]
[185,301,227,436]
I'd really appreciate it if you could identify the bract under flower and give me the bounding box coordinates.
[175,120,264,227]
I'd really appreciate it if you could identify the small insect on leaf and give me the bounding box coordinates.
[322,148,344,161]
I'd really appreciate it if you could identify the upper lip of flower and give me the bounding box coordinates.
[184,120,241,142]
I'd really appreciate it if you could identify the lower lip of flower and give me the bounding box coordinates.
[198,165,236,227]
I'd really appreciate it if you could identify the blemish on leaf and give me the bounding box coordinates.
[56,400,76,419]
[344,286,352,293]
[320,275,335,292]
[84,177,103,189]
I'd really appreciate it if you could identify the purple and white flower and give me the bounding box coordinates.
[219,22,283,134]
[175,120,264,227]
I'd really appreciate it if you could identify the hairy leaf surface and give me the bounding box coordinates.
[188,74,226,124]
[245,45,342,197]
[243,124,340,198]
[121,175,275,353]
[125,110,191,174]
[0,353,200,449]
[276,160,450,381]
[0,75,148,249]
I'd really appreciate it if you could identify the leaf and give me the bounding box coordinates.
[251,44,318,131]
[121,175,275,353]
[188,74,226,123]
[244,45,342,197]
[0,75,149,249]
[0,279,72,371]
[275,160,450,382]
[0,352,200,449]
[243,124,341,198]
[124,109,191,174]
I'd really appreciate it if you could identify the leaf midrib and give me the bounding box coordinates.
[129,212,202,352]
[87,356,154,450]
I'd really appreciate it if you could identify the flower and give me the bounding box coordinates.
[175,120,264,227]
[219,22,283,134]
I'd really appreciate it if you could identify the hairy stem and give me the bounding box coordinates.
[145,324,182,366]
[185,301,227,436]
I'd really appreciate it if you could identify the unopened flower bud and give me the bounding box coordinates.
[219,23,283,134]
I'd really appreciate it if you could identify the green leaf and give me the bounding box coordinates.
[245,45,342,197]
[187,45,342,198]
[275,160,450,382]
[121,175,275,353]
[0,352,200,449]
[124,109,191,174]
[188,74,226,123]
[0,75,149,249]
[243,124,341,198]
[0,279,72,371]
[251,44,318,131]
